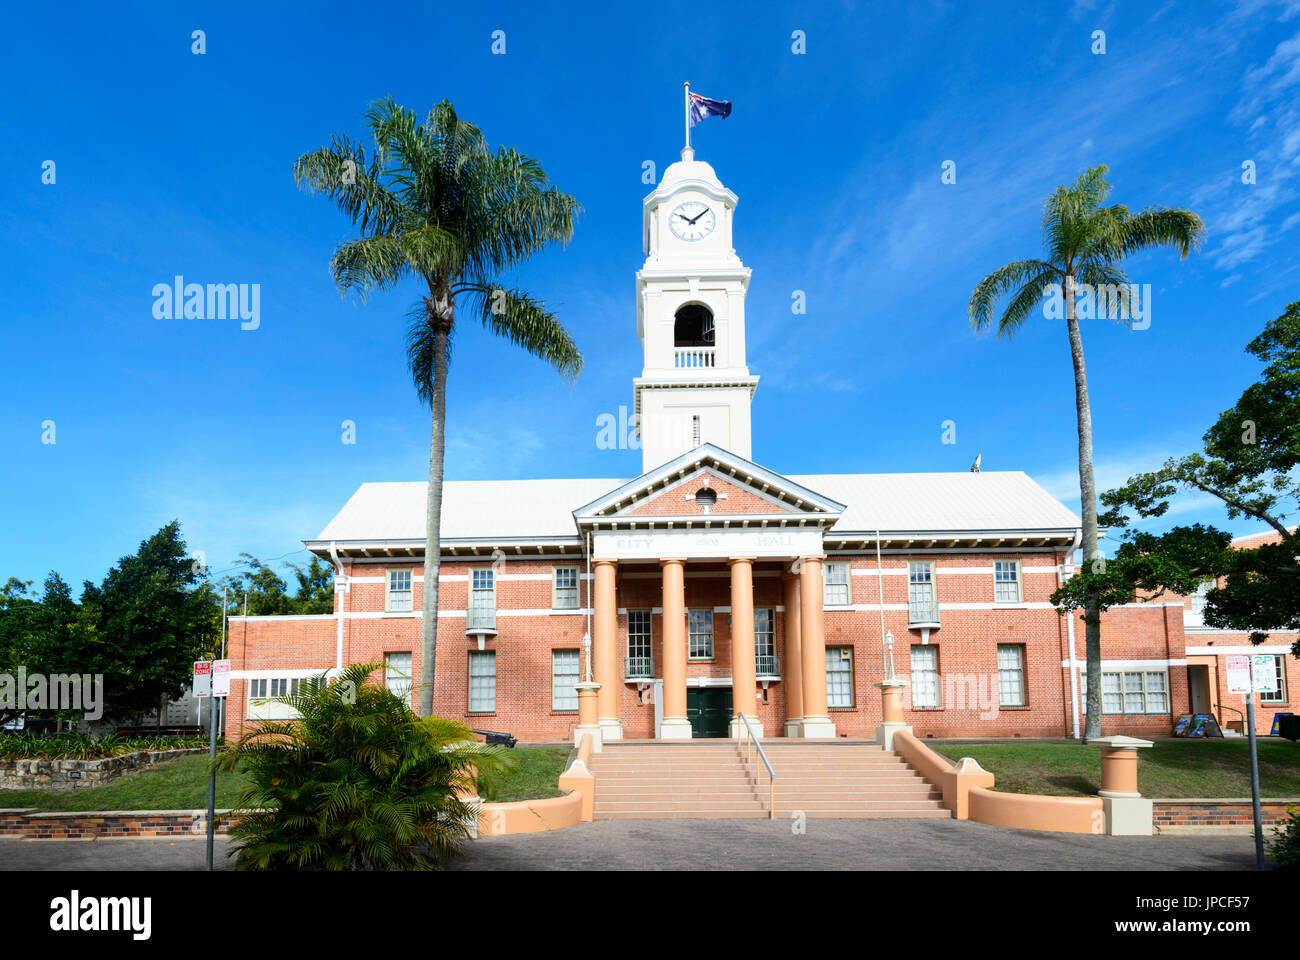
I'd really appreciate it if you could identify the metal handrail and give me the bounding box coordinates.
[736,712,775,820]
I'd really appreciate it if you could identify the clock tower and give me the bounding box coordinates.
[633,147,758,473]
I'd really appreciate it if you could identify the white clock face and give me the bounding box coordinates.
[669,201,716,241]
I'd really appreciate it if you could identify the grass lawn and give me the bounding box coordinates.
[480,746,572,802]
[0,745,573,811]
[0,753,252,811]
[930,740,1300,798]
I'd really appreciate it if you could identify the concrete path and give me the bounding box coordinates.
[0,820,1257,871]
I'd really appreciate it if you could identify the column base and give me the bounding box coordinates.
[800,716,837,738]
[575,723,603,752]
[598,718,624,742]
[1098,789,1142,800]
[876,721,912,751]
[1102,796,1153,836]
[784,719,803,738]
[659,717,693,739]
[729,718,765,739]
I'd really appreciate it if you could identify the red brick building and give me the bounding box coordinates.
[225,149,1296,743]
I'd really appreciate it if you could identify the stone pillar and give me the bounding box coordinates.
[593,560,622,741]
[574,680,602,752]
[1095,735,1154,836]
[798,556,836,738]
[659,558,692,739]
[782,572,804,737]
[875,678,912,750]
[728,557,760,738]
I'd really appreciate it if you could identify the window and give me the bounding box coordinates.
[552,566,579,610]
[468,567,496,629]
[908,561,938,623]
[1260,656,1288,704]
[826,646,854,708]
[248,677,301,703]
[994,560,1022,604]
[1082,670,1171,714]
[552,650,580,711]
[754,608,777,676]
[385,652,412,702]
[468,651,496,712]
[386,568,413,612]
[823,561,851,606]
[997,644,1025,706]
[688,608,714,660]
[626,609,653,678]
[911,645,939,708]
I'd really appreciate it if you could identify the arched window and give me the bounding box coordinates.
[673,304,714,347]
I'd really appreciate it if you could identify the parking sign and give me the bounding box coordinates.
[212,659,232,698]
[193,661,212,698]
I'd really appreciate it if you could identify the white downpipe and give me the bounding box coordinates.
[583,531,593,683]
[328,541,348,671]
[875,530,888,675]
[1062,529,1082,739]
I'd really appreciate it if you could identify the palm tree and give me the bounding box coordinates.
[294,99,582,717]
[968,165,1203,741]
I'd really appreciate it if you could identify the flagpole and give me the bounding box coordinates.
[683,81,691,157]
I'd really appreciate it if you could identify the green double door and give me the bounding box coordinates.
[686,687,733,738]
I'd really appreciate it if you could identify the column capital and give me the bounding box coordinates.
[727,556,757,566]
[658,556,688,567]
[592,558,618,569]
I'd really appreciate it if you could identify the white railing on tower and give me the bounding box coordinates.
[673,346,716,368]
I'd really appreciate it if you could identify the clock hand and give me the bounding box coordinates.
[686,209,709,224]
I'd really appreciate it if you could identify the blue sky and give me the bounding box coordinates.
[2,0,1298,591]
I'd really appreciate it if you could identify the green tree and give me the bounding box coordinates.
[294,99,582,715]
[217,554,335,617]
[288,557,335,614]
[969,165,1203,740]
[0,578,36,726]
[1055,302,1300,654]
[217,662,516,870]
[78,521,216,722]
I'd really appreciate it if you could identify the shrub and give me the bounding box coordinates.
[217,662,515,870]
[0,732,209,760]
[1266,805,1300,871]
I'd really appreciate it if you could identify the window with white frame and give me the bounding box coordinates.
[994,560,1022,603]
[468,651,496,712]
[688,608,714,660]
[552,566,579,610]
[469,567,496,628]
[911,645,939,708]
[1081,670,1170,714]
[385,652,412,702]
[386,568,413,612]
[627,609,652,675]
[552,649,580,711]
[823,561,851,606]
[997,644,1025,706]
[1260,656,1288,704]
[826,646,854,707]
[908,561,937,622]
[248,677,301,703]
[754,608,776,675]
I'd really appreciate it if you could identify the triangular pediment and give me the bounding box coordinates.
[573,444,845,524]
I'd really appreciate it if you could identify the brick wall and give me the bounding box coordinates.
[223,549,1224,742]
[1154,800,1298,828]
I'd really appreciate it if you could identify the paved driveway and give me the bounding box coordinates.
[0,820,1257,871]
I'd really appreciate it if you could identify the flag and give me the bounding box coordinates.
[688,92,732,127]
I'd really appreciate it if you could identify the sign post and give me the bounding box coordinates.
[1226,655,1269,870]
[205,659,231,872]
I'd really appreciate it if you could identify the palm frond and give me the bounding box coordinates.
[462,284,583,381]
[968,258,1060,335]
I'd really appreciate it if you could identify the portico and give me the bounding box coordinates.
[574,444,847,740]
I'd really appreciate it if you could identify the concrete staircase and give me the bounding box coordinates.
[590,739,951,820]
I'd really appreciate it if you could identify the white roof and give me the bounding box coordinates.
[310,471,1079,544]
[789,472,1081,534]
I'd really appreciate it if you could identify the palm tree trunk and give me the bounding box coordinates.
[1064,274,1103,741]
[417,311,450,717]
